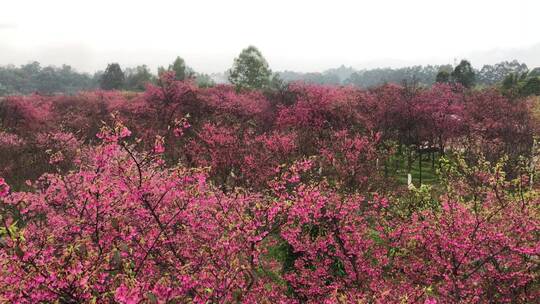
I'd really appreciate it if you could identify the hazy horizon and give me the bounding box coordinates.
[2,0,540,74]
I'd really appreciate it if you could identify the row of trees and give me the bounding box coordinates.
[0,62,96,96]
[0,75,538,302]
[501,69,540,97]
[0,57,213,96]
[99,46,280,92]
[283,60,537,89]
[435,60,476,88]
[1,76,537,190]
[332,59,538,93]
[98,57,215,91]
[435,59,540,95]
[98,46,280,91]
[3,47,539,96]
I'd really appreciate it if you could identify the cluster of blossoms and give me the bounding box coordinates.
[0,178,9,197]
[0,131,25,147]
[0,130,537,302]
[0,74,539,302]
[1,74,537,189]
[172,117,191,137]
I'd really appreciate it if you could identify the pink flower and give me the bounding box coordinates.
[173,127,184,137]
[0,178,9,197]
[114,283,140,304]
[119,126,132,139]
[153,136,165,154]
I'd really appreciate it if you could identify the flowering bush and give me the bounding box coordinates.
[0,129,289,303]
[0,78,538,302]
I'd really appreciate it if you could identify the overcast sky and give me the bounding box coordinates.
[1,0,539,74]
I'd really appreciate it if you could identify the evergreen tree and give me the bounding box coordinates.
[100,63,125,90]
[125,65,154,91]
[528,67,540,78]
[169,57,187,80]
[435,70,450,83]
[451,60,475,88]
[228,46,272,90]
[520,76,540,96]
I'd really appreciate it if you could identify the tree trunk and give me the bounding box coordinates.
[407,148,412,175]
[419,152,422,185]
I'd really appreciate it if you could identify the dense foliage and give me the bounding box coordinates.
[3,57,538,97]
[0,62,97,96]
[0,74,539,303]
[228,46,274,90]
[100,64,126,91]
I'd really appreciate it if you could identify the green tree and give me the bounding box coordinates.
[528,67,540,78]
[435,70,450,83]
[125,65,154,91]
[520,77,540,96]
[228,46,272,90]
[451,60,476,88]
[269,73,286,90]
[169,57,187,80]
[194,73,215,88]
[100,63,125,90]
[477,60,528,85]
[501,73,522,97]
[158,57,194,80]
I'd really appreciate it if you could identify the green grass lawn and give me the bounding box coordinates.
[386,152,440,186]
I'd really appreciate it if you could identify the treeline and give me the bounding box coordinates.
[1,46,540,96]
[283,60,540,90]
[0,62,97,96]
[0,58,216,96]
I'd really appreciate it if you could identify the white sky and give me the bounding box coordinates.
[1,0,539,74]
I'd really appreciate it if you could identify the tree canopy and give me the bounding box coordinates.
[451,60,476,88]
[100,63,125,90]
[228,46,273,90]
